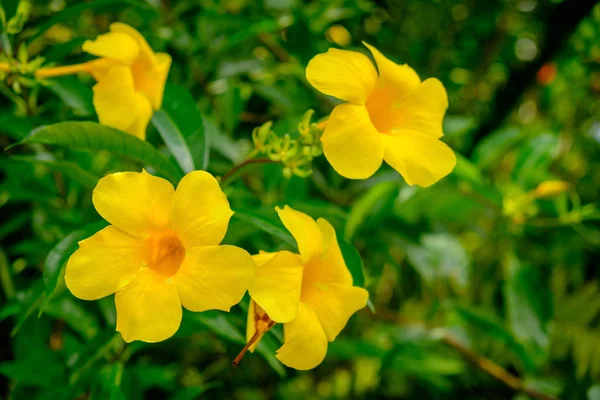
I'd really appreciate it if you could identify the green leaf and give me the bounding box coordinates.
[233,209,295,247]
[454,306,536,372]
[338,239,365,287]
[152,84,208,172]
[11,281,46,337]
[405,233,470,293]
[46,77,94,117]
[41,221,107,313]
[91,363,126,400]
[504,253,550,356]
[10,154,100,189]
[28,0,154,41]
[13,121,183,183]
[344,181,399,242]
[45,296,100,340]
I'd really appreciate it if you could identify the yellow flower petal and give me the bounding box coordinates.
[136,52,171,111]
[391,78,448,139]
[82,31,139,64]
[110,22,157,68]
[276,303,328,370]
[275,206,323,262]
[86,58,121,81]
[115,268,182,343]
[65,226,145,300]
[174,245,255,312]
[313,218,352,286]
[382,130,456,187]
[306,48,377,104]
[321,103,384,179]
[92,170,174,238]
[363,42,420,97]
[125,93,153,140]
[110,23,170,110]
[252,251,277,267]
[249,250,304,323]
[302,283,368,341]
[92,66,138,132]
[169,171,234,248]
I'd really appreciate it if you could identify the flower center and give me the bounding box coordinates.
[146,231,185,277]
[364,85,399,134]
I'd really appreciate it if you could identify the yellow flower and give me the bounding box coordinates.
[306,43,456,187]
[242,206,369,370]
[65,170,255,343]
[82,23,171,139]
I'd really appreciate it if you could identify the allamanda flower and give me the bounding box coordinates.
[306,43,456,187]
[65,170,255,343]
[82,23,171,139]
[236,206,369,370]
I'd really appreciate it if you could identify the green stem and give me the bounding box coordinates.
[220,157,275,186]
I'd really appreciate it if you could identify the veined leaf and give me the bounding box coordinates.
[40,221,107,315]
[13,122,183,183]
[152,84,208,172]
[10,154,100,189]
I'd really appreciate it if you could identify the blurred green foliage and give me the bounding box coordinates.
[1,0,600,399]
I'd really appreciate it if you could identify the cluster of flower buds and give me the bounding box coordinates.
[251,109,324,179]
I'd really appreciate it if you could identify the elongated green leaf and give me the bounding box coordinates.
[91,363,126,400]
[29,0,153,41]
[152,84,208,172]
[344,181,399,242]
[14,122,183,183]
[41,221,107,313]
[454,306,536,372]
[46,77,94,117]
[10,154,100,188]
[504,253,550,358]
[234,209,295,247]
[338,239,365,287]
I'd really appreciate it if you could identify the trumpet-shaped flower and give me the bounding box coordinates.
[242,206,369,370]
[306,43,456,187]
[65,170,254,343]
[82,23,171,139]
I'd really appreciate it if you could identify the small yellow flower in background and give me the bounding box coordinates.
[65,170,255,343]
[306,43,456,187]
[82,23,171,139]
[326,25,352,47]
[533,180,570,199]
[237,206,369,370]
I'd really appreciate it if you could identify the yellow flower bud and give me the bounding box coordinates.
[533,180,570,198]
[326,25,352,47]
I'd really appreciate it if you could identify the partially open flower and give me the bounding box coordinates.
[236,206,369,370]
[65,170,255,343]
[82,23,171,139]
[306,43,456,187]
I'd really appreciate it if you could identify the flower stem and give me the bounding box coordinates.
[220,157,275,186]
[232,329,262,367]
[34,62,91,78]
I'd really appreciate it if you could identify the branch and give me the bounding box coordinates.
[220,157,274,186]
[442,334,559,400]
